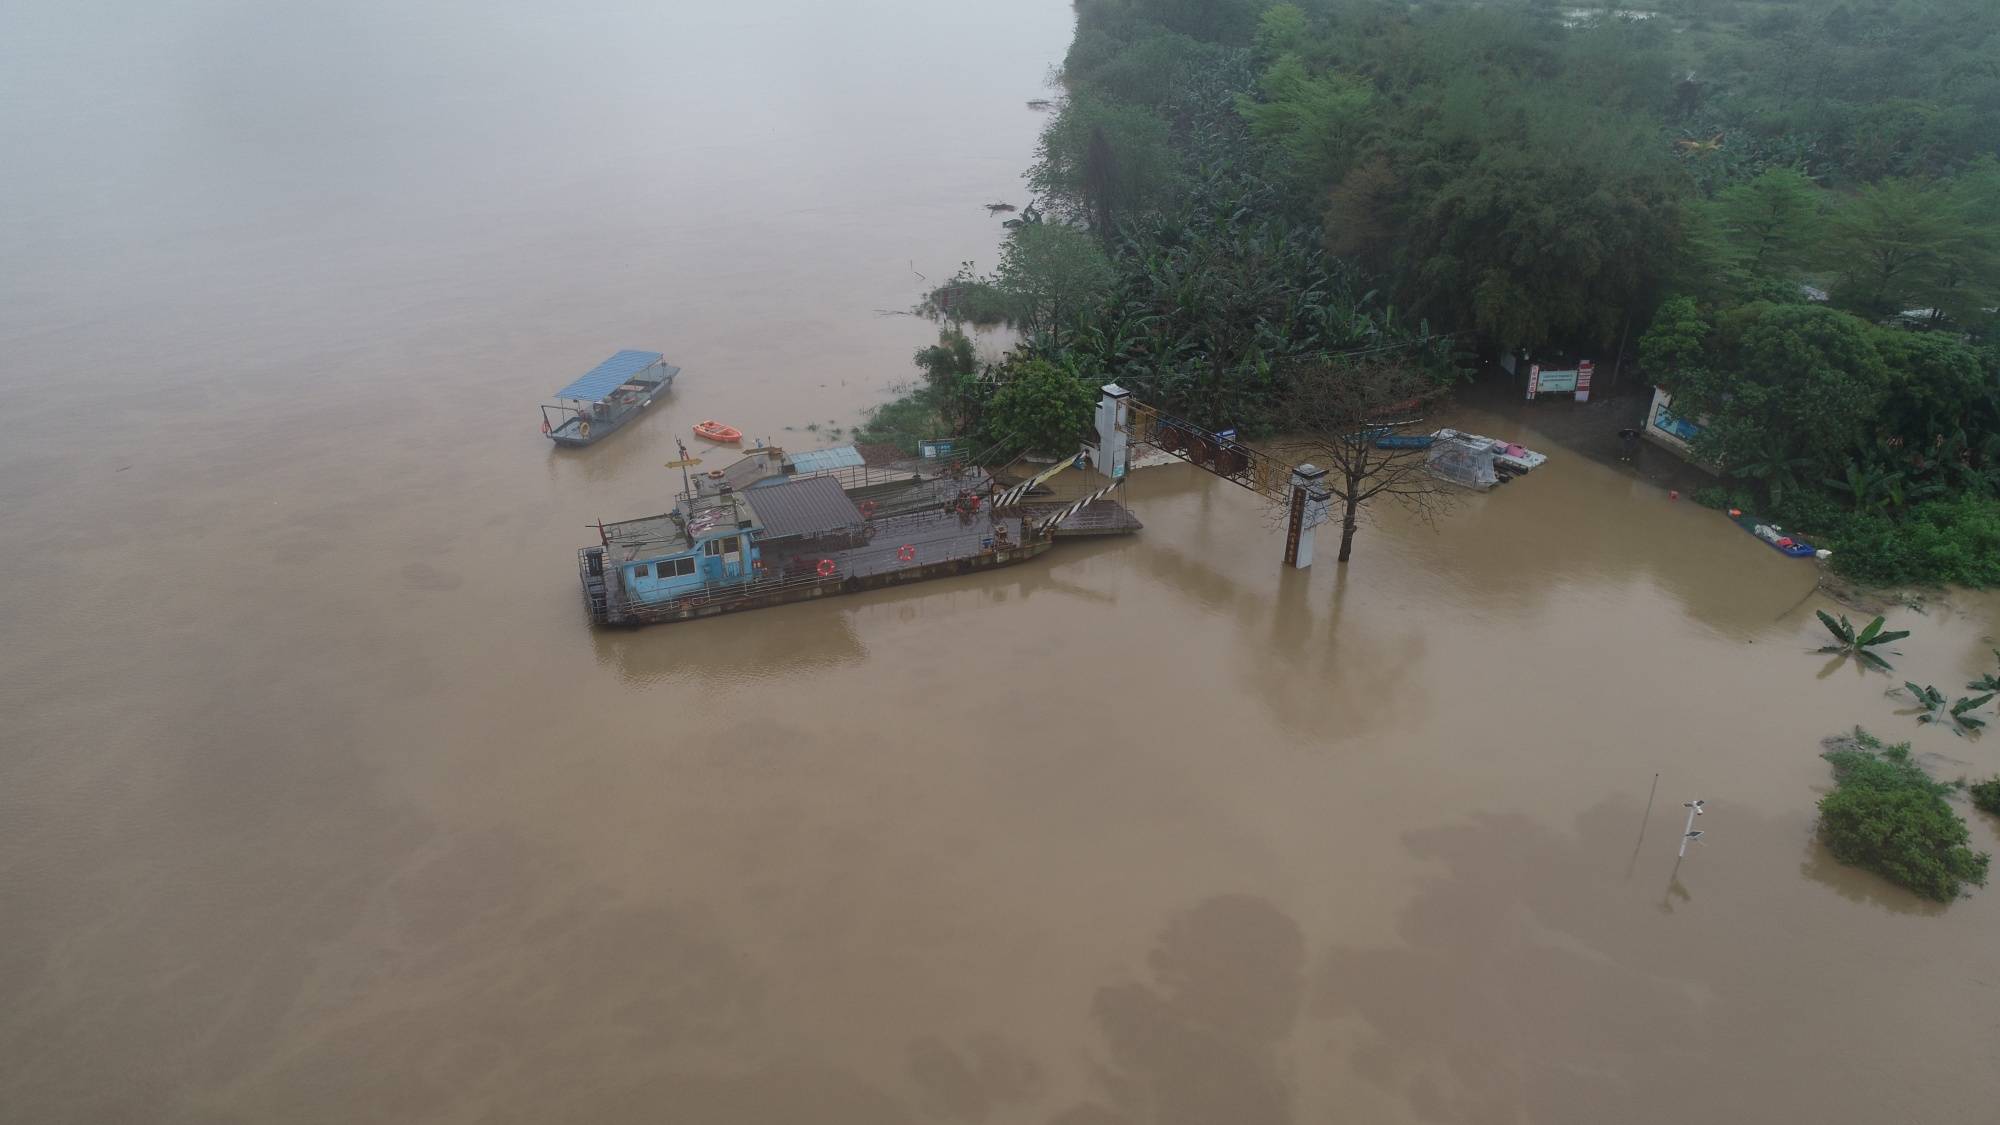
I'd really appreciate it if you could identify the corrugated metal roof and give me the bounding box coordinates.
[552,350,671,401]
[786,444,867,473]
[744,475,863,541]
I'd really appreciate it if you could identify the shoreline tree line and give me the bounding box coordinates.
[857,0,2000,584]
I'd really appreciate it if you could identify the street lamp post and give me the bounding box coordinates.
[1679,799,1706,857]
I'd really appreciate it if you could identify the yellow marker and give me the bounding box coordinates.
[664,458,703,469]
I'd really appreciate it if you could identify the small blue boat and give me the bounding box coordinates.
[1732,513,1817,557]
[1374,434,1434,450]
[541,350,679,447]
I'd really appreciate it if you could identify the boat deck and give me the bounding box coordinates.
[773,506,1028,578]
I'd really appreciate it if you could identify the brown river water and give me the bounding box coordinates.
[4,3,1999,1122]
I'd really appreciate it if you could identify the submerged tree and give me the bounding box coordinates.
[993,221,1116,353]
[912,329,986,437]
[1283,359,1453,563]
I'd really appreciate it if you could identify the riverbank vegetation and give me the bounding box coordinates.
[1972,775,2000,817]
[1819,729,1989,902]
[862,0,2000,582]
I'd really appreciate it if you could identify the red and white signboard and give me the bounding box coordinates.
[1526,364,1541,401]
[1575,359,1594,402]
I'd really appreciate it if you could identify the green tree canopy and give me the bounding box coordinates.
[1397,89,1690,348]
[1707,168,1823,285]
[912,329,986,437]
[1871,330,1997,455]
[1668,302,1890,474]
[993,221,1117,351]
[1029,93,1178,233]
[981,358,1097,456]
[1237,54,1376,190]
[1825,178,1963,316]
[1638,296,1711,377]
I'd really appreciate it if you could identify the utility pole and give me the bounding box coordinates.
[665,438,702,505]
[1679,799,1706,857]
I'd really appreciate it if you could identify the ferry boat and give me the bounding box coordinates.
[541,350,679,447]
[577,447,1139,627]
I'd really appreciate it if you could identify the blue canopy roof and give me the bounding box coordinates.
[553,350,667,401]
[786,445,866,474]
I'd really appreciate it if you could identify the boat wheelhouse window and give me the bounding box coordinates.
[704,536,738,557]
[633,563,650,578]
[673,557,696,577]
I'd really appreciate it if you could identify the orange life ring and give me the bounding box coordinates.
[816,559,836,578]
[579,420,590,439]
[896,544,916,562]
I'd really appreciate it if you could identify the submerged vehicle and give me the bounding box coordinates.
[540,350,678,447]
[1434,428,1548,473]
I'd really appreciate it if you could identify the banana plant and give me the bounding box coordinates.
[1731,453,1816,507]
[1907,683,1992,735]
[1970,650,2000,694]
[1816,611,1909,671]
[1824,458,1906,514]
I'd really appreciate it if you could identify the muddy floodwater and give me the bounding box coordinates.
[5,3,2000,1123]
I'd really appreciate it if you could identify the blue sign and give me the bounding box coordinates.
[1652,404,1702,442]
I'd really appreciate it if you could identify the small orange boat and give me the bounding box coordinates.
[692,420,742,444]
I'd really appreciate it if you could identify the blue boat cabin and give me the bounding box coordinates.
[601,495,764,606]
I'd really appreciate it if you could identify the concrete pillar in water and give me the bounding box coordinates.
[1094,384,1131,480]
[1284,464,1330,568]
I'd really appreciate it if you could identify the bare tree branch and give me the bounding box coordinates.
[1275,359,1459,563]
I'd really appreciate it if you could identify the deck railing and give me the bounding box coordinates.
[633,567,839,616]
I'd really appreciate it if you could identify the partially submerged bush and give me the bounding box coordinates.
[1819,729,1989,902]
[1971,776,2000,817]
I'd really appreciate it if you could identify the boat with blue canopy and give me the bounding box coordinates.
[540,350,679,447]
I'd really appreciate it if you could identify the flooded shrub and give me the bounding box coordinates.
[1690,486,1739,510]
[854,388,948,455]
[1818,729,1990,902]
[1971,777,2000,817]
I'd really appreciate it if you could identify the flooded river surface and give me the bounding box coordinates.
[5,3,2000,1122]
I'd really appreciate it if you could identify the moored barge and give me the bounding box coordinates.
[577,451,1138,627]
